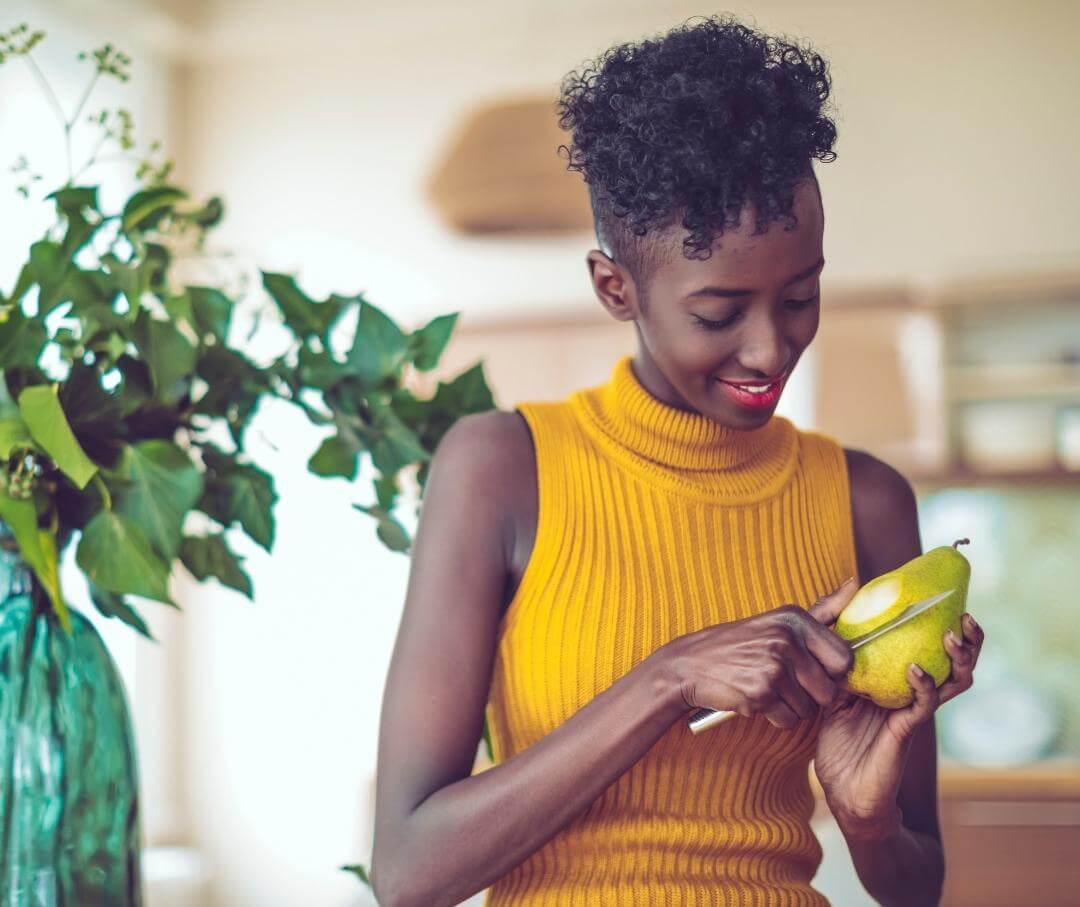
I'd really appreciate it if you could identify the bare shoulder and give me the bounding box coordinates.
[843,447,917,524]
[429,410,537,570]
[433,409,536,495]
[437,409,534,462]
[843,447,921,580]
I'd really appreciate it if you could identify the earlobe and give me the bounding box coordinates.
[587,250,638,323]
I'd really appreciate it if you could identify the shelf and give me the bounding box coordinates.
[810,760,1080,802]
[909,466,1080,487]
[948,362,1080,401]
[938,760,1080,800]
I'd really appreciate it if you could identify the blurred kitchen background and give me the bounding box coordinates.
[2,1,1078,905]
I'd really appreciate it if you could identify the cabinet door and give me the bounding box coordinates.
[940,799,1080,906]
[813,304,947,475]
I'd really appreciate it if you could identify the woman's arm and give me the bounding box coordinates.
[370,411,688,907]
[841,448,946,906]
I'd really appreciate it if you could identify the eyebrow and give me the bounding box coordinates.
[683,257,826,300]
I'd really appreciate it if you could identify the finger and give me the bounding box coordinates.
[937,624,978,705]
[762,698,801,730]
[807,577,859,626]
[790,641,841,708]
[961,612,984,653]
[888,662,940,737]
[798,614,855,679]
[777,659,818,720]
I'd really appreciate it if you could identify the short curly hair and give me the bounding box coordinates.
[556,15,838,301]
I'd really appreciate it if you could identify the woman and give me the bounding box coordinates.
[371,15,983,907]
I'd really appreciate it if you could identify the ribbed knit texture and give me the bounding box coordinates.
[483,355,859,906]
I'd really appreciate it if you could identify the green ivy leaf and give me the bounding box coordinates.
[408,312,459,371]
[180,534,253,599]
[133,310,196,401]
[0,309,47,369]
[193,345,263,415]
[113,354,153,416]
[373,473,398,511]
[18,384,98,489]
[198,452,277,551]
[192,346,266,447]
[186,286,233,342]
[346,301,408,386]
[47,186,101,259]
[122,185,187,233]
[0,416,32,458]
[89,584,154,640]
[5,261,35,306]
[297,343,346,391]
[58,362,123,429]
[363,399,429,475]
[308,434,359,479]
[141,242,171,294]
[341,864,371,886]
[262,273,348,340]
[101,252,151,311]
[29,240,68,314]
[433,361,495,414]
[111,440,204,560]
[76,510,173,604]
[352,503,411,553]
[0,492,69,629]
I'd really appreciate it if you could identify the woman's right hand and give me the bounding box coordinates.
[660,582,858,729]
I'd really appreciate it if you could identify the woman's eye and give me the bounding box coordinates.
[785,294,820,311]
[693,313,741,331]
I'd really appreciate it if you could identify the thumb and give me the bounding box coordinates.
[808,577,859,626]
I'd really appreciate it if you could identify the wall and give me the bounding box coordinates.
[40,1,1077,904]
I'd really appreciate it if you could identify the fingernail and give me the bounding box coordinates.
[946,630,957,645]
[910,663,925,677]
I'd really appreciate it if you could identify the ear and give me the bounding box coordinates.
[586,249,639,323]
[808,577,859,626]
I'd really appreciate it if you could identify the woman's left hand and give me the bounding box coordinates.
[809,583,985,837]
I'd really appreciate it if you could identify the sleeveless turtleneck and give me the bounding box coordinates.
[483,355,859,906]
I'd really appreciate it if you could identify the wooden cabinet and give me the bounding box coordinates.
[937,765,1080,906]
[807,763,1080,906]
[812,271,1080,484]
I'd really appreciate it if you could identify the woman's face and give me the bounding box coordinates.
[588,177,825,430]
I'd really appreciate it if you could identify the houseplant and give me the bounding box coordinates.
[0,24,492,902]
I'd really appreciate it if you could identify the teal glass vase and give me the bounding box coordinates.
[0,526,143,905]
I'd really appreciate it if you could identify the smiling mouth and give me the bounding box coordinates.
[715,369,790,409]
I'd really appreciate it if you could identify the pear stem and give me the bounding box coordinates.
[952,538,970,549]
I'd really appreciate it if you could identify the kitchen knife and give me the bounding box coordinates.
[687,588,956,735]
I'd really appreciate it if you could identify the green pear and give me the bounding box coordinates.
[834,539,971,708]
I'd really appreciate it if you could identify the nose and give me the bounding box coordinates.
[735,311,791,380]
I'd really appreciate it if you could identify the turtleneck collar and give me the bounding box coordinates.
[568,355,800,502]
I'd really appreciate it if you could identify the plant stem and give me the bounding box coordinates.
[70,71,100,128]
[22,53,67,125]
[22,53,71,178]
[72,129,111,182]
[92,473,112,510]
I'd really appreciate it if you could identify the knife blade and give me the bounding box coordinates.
[687,588,956,735]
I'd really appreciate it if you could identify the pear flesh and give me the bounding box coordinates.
[835,540,971,709]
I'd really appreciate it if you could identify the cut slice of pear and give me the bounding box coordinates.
[839,576,902,625]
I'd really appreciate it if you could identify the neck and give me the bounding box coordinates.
[568,356,799,500]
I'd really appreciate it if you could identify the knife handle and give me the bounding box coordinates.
[688,707,739,734]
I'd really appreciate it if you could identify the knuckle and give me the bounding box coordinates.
[765,634,789,657]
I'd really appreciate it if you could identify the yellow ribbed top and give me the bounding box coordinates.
[483,355,859,906]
